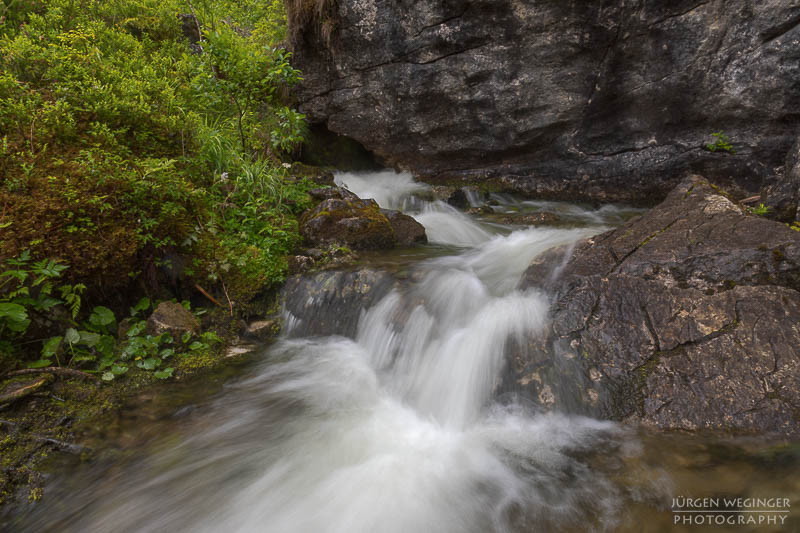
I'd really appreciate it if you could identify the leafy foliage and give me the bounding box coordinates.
[1,253,220,379]
[0,0,310,302]
[706,132,735,154]
[0,0,307,369]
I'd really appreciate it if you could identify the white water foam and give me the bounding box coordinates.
[16,171,637,533]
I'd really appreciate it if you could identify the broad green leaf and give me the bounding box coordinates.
[102,372,115,381]
[96,335,115,357]
[0,302,29,331]
[111,365,128,375]
[137,357,159,370]
[42,336,62,358]
[189,341,205,351]
[159,348,175,359]
[89,306,116,327]
[65,327,80,345]
[154,367,174,379]
[131,297,150,316]
[28,359,52,369]
[79,331,101,347]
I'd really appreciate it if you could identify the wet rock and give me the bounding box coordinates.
[242,319,282,341]
[466,206,494,215]
[381,209,427,246]
[512,176,800,436]
[446,189,469,209]
[282,268,396,338]
[288,255,315,275]
[290,1,799,204]
[300,196,397,250]
[288,162,335,187]
[146,301,200,339]
[761,137,800,222]
[494,212,561,226]
[307,186,359,202]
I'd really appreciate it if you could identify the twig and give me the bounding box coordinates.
[3,367,98,381]
[194,283,225,308]
[0,374,53,404]
[740,195,761,204]
[185,1,205,51]
[221,279,233,316]
[30,434,86,455]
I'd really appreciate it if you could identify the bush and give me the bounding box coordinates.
[0,0,312,366]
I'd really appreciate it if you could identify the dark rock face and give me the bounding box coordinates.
[290,0,800,204]
[762,136,800,222]
[514,176,800,436]
[282,268,396,338]
[299,194,397,250]
[380,209,427,246]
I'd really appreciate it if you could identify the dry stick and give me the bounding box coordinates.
[740,195,762,204]
[185,0,205,51]
[221,279,233,317]
[3,367,98,381]
[194,283,225,308]
[0,374,53,404]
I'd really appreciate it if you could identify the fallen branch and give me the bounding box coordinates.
[740,195,761,204]
[3,367,98,381]
[0,374,54,404]
[194,283,225,308]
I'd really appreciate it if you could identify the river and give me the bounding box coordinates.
[9,171,799,532]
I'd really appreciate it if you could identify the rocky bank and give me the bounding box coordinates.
[513,175,800,436]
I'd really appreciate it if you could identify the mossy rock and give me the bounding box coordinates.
[299,197,397,251]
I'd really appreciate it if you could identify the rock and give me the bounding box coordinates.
[288,255,315,275]
[146,301,200,339]
[446,189,469,209]
[466,206,494,215]
[380,209,427,246]
[289,1,800,204]
[761,136,800,222]
[308,186,359,202]
[299,195,397,250]
[282,268,396,338]
[288,162,335,187]
[242,319,282,341]
[494,212,561,226]
[225,343,258,358]
[512,176,800,436]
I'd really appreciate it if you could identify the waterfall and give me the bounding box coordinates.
[15,171,647,533]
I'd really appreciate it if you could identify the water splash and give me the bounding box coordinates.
[14,171,639,533]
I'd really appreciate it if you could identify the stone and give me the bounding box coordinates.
[145,301,200,339]
[380,209,427,246]
[288,162,335,187]
[299,195,397,250]
[242,319,282,341]
[289,1,800,204]
[493,212,561,226]
[282,268,396,338]
[511,176,800,436]
[761,136,800,222]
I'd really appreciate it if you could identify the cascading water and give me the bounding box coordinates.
[13,171,665,533]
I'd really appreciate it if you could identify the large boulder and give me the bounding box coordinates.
[146,301,200,339]
[299,192,397,250]
[282,268,396,338]
[289,0,800,204]
[512,176,800,436]
[761,136,800,222]
[381,209,427,246]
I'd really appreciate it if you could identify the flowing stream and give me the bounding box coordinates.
[10,172,800,532]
